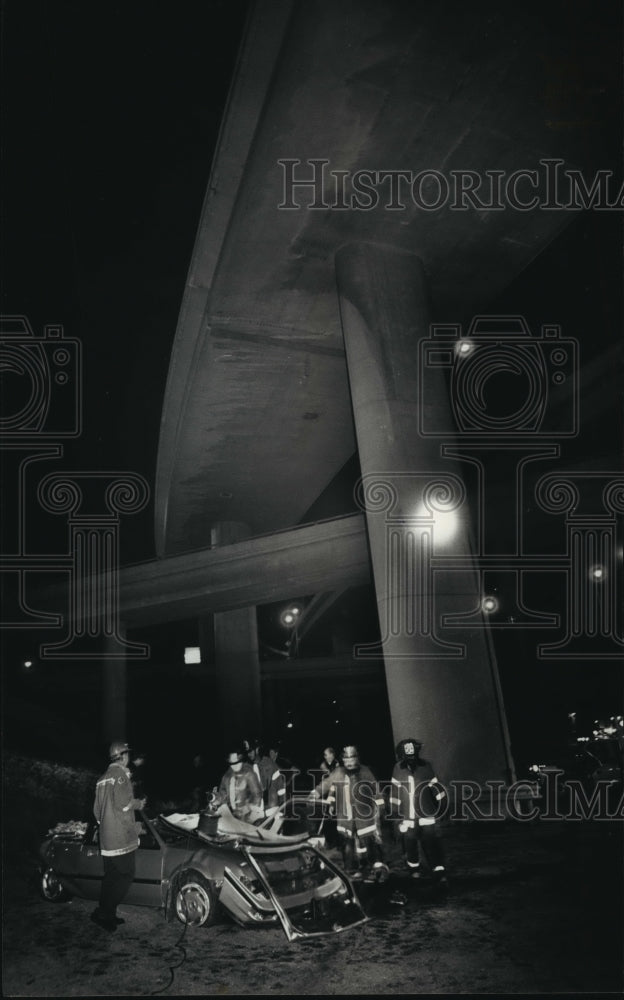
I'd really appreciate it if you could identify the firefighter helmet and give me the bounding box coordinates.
[109,740,130,761]
[342,745,360,771]
[396,738,422,762]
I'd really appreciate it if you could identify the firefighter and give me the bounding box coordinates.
[390,738,447,882]
[317,744,388,880]
[218,749,264,823]
[91,740,146,931]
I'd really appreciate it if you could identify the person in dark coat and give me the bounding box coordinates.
[309,746,341,845]
[320,746,341,775]
[245,738,275,802]
[188,753,211,812]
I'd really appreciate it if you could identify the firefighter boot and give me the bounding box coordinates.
[402,827,422,878]
[362,839,389,883]
[420,823,448,885]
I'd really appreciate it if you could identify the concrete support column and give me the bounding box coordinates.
[336,243,514,788]
[102,632,127,743]
[205,522,262,748]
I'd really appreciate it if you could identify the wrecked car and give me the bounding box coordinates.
[38,805,368,941]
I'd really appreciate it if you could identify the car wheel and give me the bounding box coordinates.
[40,867,71,902]
[173,872,217,927]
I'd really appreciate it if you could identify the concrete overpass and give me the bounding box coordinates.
[46,1,622,787]
[157,0,609,556]
[118,515,370,627]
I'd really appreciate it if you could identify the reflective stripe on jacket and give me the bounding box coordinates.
[267,768,287,809]
[390,760,444,828]
[93,763,141,857]
[322,765,384,838]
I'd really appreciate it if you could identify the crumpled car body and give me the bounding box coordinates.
[38,806,368,940]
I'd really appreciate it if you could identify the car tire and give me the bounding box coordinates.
[173,871,217,927]
[40,867,71,902]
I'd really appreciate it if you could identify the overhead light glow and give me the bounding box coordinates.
[184,646,201,664]
[482,596,498,613]
[433,509,459,545]
[591,566,604,580]
[415,503,459,546]
[280,604,302,628]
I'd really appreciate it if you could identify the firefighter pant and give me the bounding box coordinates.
[403,821,445,872]
[97,851,136,919]
[340,826,383,871]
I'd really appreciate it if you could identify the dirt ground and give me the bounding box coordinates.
[3,812,623,997]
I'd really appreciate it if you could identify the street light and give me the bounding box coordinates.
[482,595,498,614]
[279,603,303,659]
[279,604,302,628]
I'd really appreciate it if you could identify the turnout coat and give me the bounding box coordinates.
[390,759,445,828]
[93,762,143,857]
[321,765,385,840]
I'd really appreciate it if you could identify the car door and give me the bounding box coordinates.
[124,820,165,906]
[73,823,105,901]
[72,818,163,906]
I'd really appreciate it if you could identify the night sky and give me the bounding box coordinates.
[2,0,251,771]
[1,2,623,780]
[2,1,249,515]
